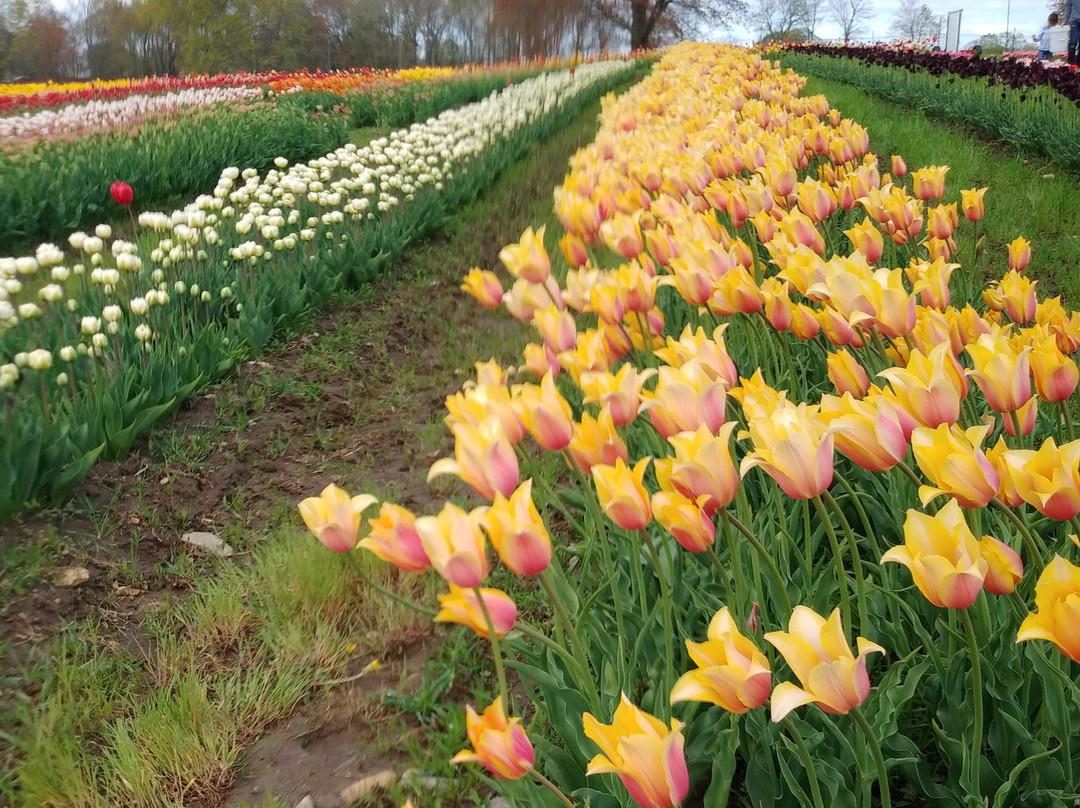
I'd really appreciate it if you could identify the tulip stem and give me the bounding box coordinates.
[569,462,628,683]
[346,552,436,618]
[989,498,1046,575]
[836,472,882,559]
[1008,409,1027,450]
[705,547,738,607]
[894,458,925,493]
[642,530,676,714]
[811,495,853,644]
[539,568,601,712]
[851,705,892,808]
[1060,400,1077,442]
[473,585,509,709]
[960,608,984,802]
[531,768,576,808]
[721,507,748,610]
[723,510,793,615]
[781,717,826,808]
[822,490,870,634]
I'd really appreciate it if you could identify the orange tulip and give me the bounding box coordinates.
[844,219,884,264]
[583,694,690,808]
[740,402,836,500]
[359,503,431,572]
[436,585,517,638]
[568,406,629,473]
[878,343,967,429]
[1031,335,1079,402]
[997,270,1038,324]
[592,457,652,530]
[911,165,948,200]
[559,232,590,269]
[652,489,715,552]
[298,484,378,553]
[960,187,986,222]
[882,500,988,609]
[1001,437,1080,521]
[653,325,739,390]
[579,365,656,427]
[461,268,504,309]
[765,606,885,722]
[600,212,645,259]
[826,349,870,398]
[451,697,534,779]
[482,480,552,576]
[965,333,1032,414]
[911,423,999,509]
[891,154,907,176]
[640,364,727,439]
[670,606,771,712]
[518,371,574,451]
[979,535,1024,595]
[1007,237,1031,272]
[1002,397,1038,438]
[1017,555,1080,662]
[819,392,908,473]
[428,418,520,501]
[499,225,550,283]
[415,502,489,588]
[654,422,739,516]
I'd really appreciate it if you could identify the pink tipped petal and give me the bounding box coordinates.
[318,525,355,553]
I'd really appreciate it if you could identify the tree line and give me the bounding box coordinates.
[0,0,746,82]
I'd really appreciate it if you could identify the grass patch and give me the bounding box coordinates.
[803,75,1080,303]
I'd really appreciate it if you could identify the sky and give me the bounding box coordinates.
[716,0,1058,47]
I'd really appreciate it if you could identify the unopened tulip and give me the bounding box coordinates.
[765,606,885,722]
[583,694,689,808]
[998,270,1038,324]
[592,457,652,530]
[451,697,534,779]
[651,490,715,552]
[979,535,1024,595]
[827,349,870,398]
[110,181,134,206]
[670,606,771,711]
[741,402,835,500]
[559,232,589,268]
[499,225,550,283]
[359,503,431,572]
[1007,237,1031,272]
[844,219,884,264]
[911,423,999,509]
[1017,555,1080,661]
[882,500,988,608]
[298,484,378,553]
[891,155,907,177]
[436,585,517,638]
[415,503,489,588]
[461,268,503,309]
[567,406,628,473]
[1002,397,1038,438]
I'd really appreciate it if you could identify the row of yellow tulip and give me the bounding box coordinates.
[299,42,1080,806]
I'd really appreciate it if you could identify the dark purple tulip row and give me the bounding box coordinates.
[776,42,1080,104]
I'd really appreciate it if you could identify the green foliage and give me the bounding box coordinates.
[778,51,1080,176]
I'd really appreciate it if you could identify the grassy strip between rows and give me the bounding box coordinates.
[803,74,1080,304]
[781,52,1080,177]
[0,82,631,808]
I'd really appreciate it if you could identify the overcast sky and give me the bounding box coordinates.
[715,0,1057,46]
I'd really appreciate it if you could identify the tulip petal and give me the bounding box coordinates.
[770,681,816,722]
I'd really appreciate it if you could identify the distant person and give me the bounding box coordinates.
[1034,12,1059,60]
[1067,0,1080,64]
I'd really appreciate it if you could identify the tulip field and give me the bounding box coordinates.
[0,56,640,518]
[6,35,1080,808]
[294,42,1080,808]
[774,42,1080,174]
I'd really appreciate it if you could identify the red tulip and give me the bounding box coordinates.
[110,181,134,206]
